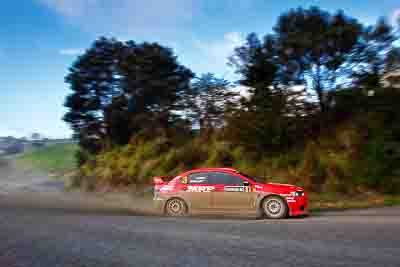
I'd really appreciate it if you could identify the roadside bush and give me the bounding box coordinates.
[295,142,326,191]
[204,141,235,167]
[353,135,400,193]
[75,112,400,194]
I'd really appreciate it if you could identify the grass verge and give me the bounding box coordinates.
[17,144,78,176]
[309,192,400,212]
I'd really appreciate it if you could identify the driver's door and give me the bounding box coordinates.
[211,172,254,210]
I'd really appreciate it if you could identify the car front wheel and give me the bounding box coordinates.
[262,196,288,219]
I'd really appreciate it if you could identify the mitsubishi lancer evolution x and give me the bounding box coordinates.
[153,168,307,219]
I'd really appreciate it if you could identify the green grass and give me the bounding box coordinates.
[309,192,400,212]
[383,196,400,206]
[17,144,78,175]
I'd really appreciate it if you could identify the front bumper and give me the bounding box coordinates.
[286,195,308,217]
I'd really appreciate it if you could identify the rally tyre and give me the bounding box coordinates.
[165,198,188,217]
[262,196,288,219]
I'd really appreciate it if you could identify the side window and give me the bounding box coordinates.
[212,172,244,185]
[189,172,211,184]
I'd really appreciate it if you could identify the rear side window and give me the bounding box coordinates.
[188,172,212,184]
[211,172,244,185]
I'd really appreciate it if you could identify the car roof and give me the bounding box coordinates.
[186,167,239,173]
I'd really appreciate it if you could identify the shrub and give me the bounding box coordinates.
[74,114,400,194]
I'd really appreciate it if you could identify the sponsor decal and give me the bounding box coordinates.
[285,196,297,202]
[160,185,173,192]
[254,185,263,192]
[224,186,251,192]
[187,185,215,192]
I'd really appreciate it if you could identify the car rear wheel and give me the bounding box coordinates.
[262,196,288,219]
[165,198,187,217]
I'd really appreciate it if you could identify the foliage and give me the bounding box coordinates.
[385,47,400,73]
[118,41,194,129]
[352,18,396,91]
[64,37,194,158]
[56,113,400,194]
[64,7,400,194]
[64,38,123,154]
[187,73,237,135]
[228,32,312,152]
[17,144,78,175]
[274,7,364,112]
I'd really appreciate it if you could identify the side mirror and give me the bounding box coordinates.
[243,181,250,186]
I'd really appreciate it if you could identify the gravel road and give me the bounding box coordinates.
[1,157,400,267]
[0,156,64,194]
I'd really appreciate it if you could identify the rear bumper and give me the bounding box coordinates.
[153,195,167,213]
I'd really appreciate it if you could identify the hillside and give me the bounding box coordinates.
[76,113,400,194]
[17,144,78,176]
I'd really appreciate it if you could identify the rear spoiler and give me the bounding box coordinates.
[153,176,174,193]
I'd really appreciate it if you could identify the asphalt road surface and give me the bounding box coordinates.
[1,158,400,267]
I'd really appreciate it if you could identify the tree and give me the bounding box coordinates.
[103,95,131,145]
[229,7,398,146]
[64,37,123,153]
[352,18,396,91]
[187,73,236,134]
[64,38,194,155]
[385,47,400,74]
[228,34,310,152]
[230,33,278,89]
[118,42,194,131]
[30,133,43,141]
[273,7,363,112]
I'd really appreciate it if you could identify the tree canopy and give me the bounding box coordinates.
[64,7,400,184]
[64,37,194,153]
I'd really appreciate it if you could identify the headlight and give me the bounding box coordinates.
[291,191,304,197]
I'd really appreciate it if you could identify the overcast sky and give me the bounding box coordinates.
[1,0,399,138]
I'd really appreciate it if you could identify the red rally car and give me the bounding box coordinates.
[153,168,308,219]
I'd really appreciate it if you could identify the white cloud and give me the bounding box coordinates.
[223,32,244,45]
[391,9,400,26]
[59,48,84,56]
[194,31,245,79]
[38,0,97,17]
[37,0,196,38]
